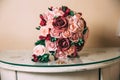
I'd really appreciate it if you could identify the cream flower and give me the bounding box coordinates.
[46,11,54,20]
[33,45,46,56]
[39,27,50,37]
[47,20,53,28]
[52,7,64,17]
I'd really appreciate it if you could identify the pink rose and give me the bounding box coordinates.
[52,16,68,32]
[68,17,74,24]
[74,13,82,20]
[39,27,50,37]
[50,28,62,38]
[46,11,54,20]
[72,14,84,31]
[77,20,84,30]
[65,46,75,56]
[62,29,71,38]
[52,7,64,17]
[57,38,71,51]
[55,50,67,59]
[68,24,78,32]
[47,20,53,28]
[45,40,57,51]
[70,33,80,42]
[33,45,46,56]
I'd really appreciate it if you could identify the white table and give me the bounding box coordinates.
[0,48,120,80]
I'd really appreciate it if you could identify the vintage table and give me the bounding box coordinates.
[0,48,120,80]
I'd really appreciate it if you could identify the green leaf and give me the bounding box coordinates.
[49,51,56,56]
[51,37,57,42]
[41,54,49,63]
[54,16,58,19]
[36,26,41,30]
[83,27,88,35]
[48,7,52,11]
[37,55,42,61]
[71,42,75,46]
[35,40,45,46]
[77,39,84,46]
[69,11,74,16]
[62,6,67,12]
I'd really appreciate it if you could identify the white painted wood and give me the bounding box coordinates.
[0,48,119,80]
[0,60,119,73]
[17,69,99,80]
[0,69,1,80]
[0,48,119,73]
[101,62,120,80]
[0,68,16,80]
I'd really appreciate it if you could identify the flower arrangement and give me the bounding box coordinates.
[32,6,89,63]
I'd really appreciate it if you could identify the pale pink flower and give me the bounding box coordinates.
[68,24,78,32]
[68,17,74,24]
[46,11,54,20]
[72,14,84,30]
[45,40,57,51]
[55,51,67,59]
[65,46,75,56]
[50,28,62,38]
[47,20,53,28]
[62,29,72,38]
[52,7,64,17]
[77,19,84,29]
[70,33,80,42]
[39,27,50,37]
[33,45,46,56]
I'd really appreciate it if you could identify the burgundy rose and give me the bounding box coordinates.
[57,38,71,51]
[32,54,38,62]
[61,6,70,17]
[40,14,46,26]
[52,16,68,31]
[39,34,51,40]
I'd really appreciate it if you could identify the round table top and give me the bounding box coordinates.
[0,47,120,73]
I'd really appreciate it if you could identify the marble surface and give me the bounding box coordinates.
[0,48,120,73]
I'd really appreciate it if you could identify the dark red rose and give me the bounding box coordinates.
[39,34,51,40]
[39,35,46,40]
[32,54,38,62]
[40,19,46,26]
[63,8,70,17]
[57,38,71,51]
[52,16,68,31]
[61,6,70,17]
[40,14,46,26]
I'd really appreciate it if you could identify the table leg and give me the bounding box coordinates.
[98,68,101,80]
